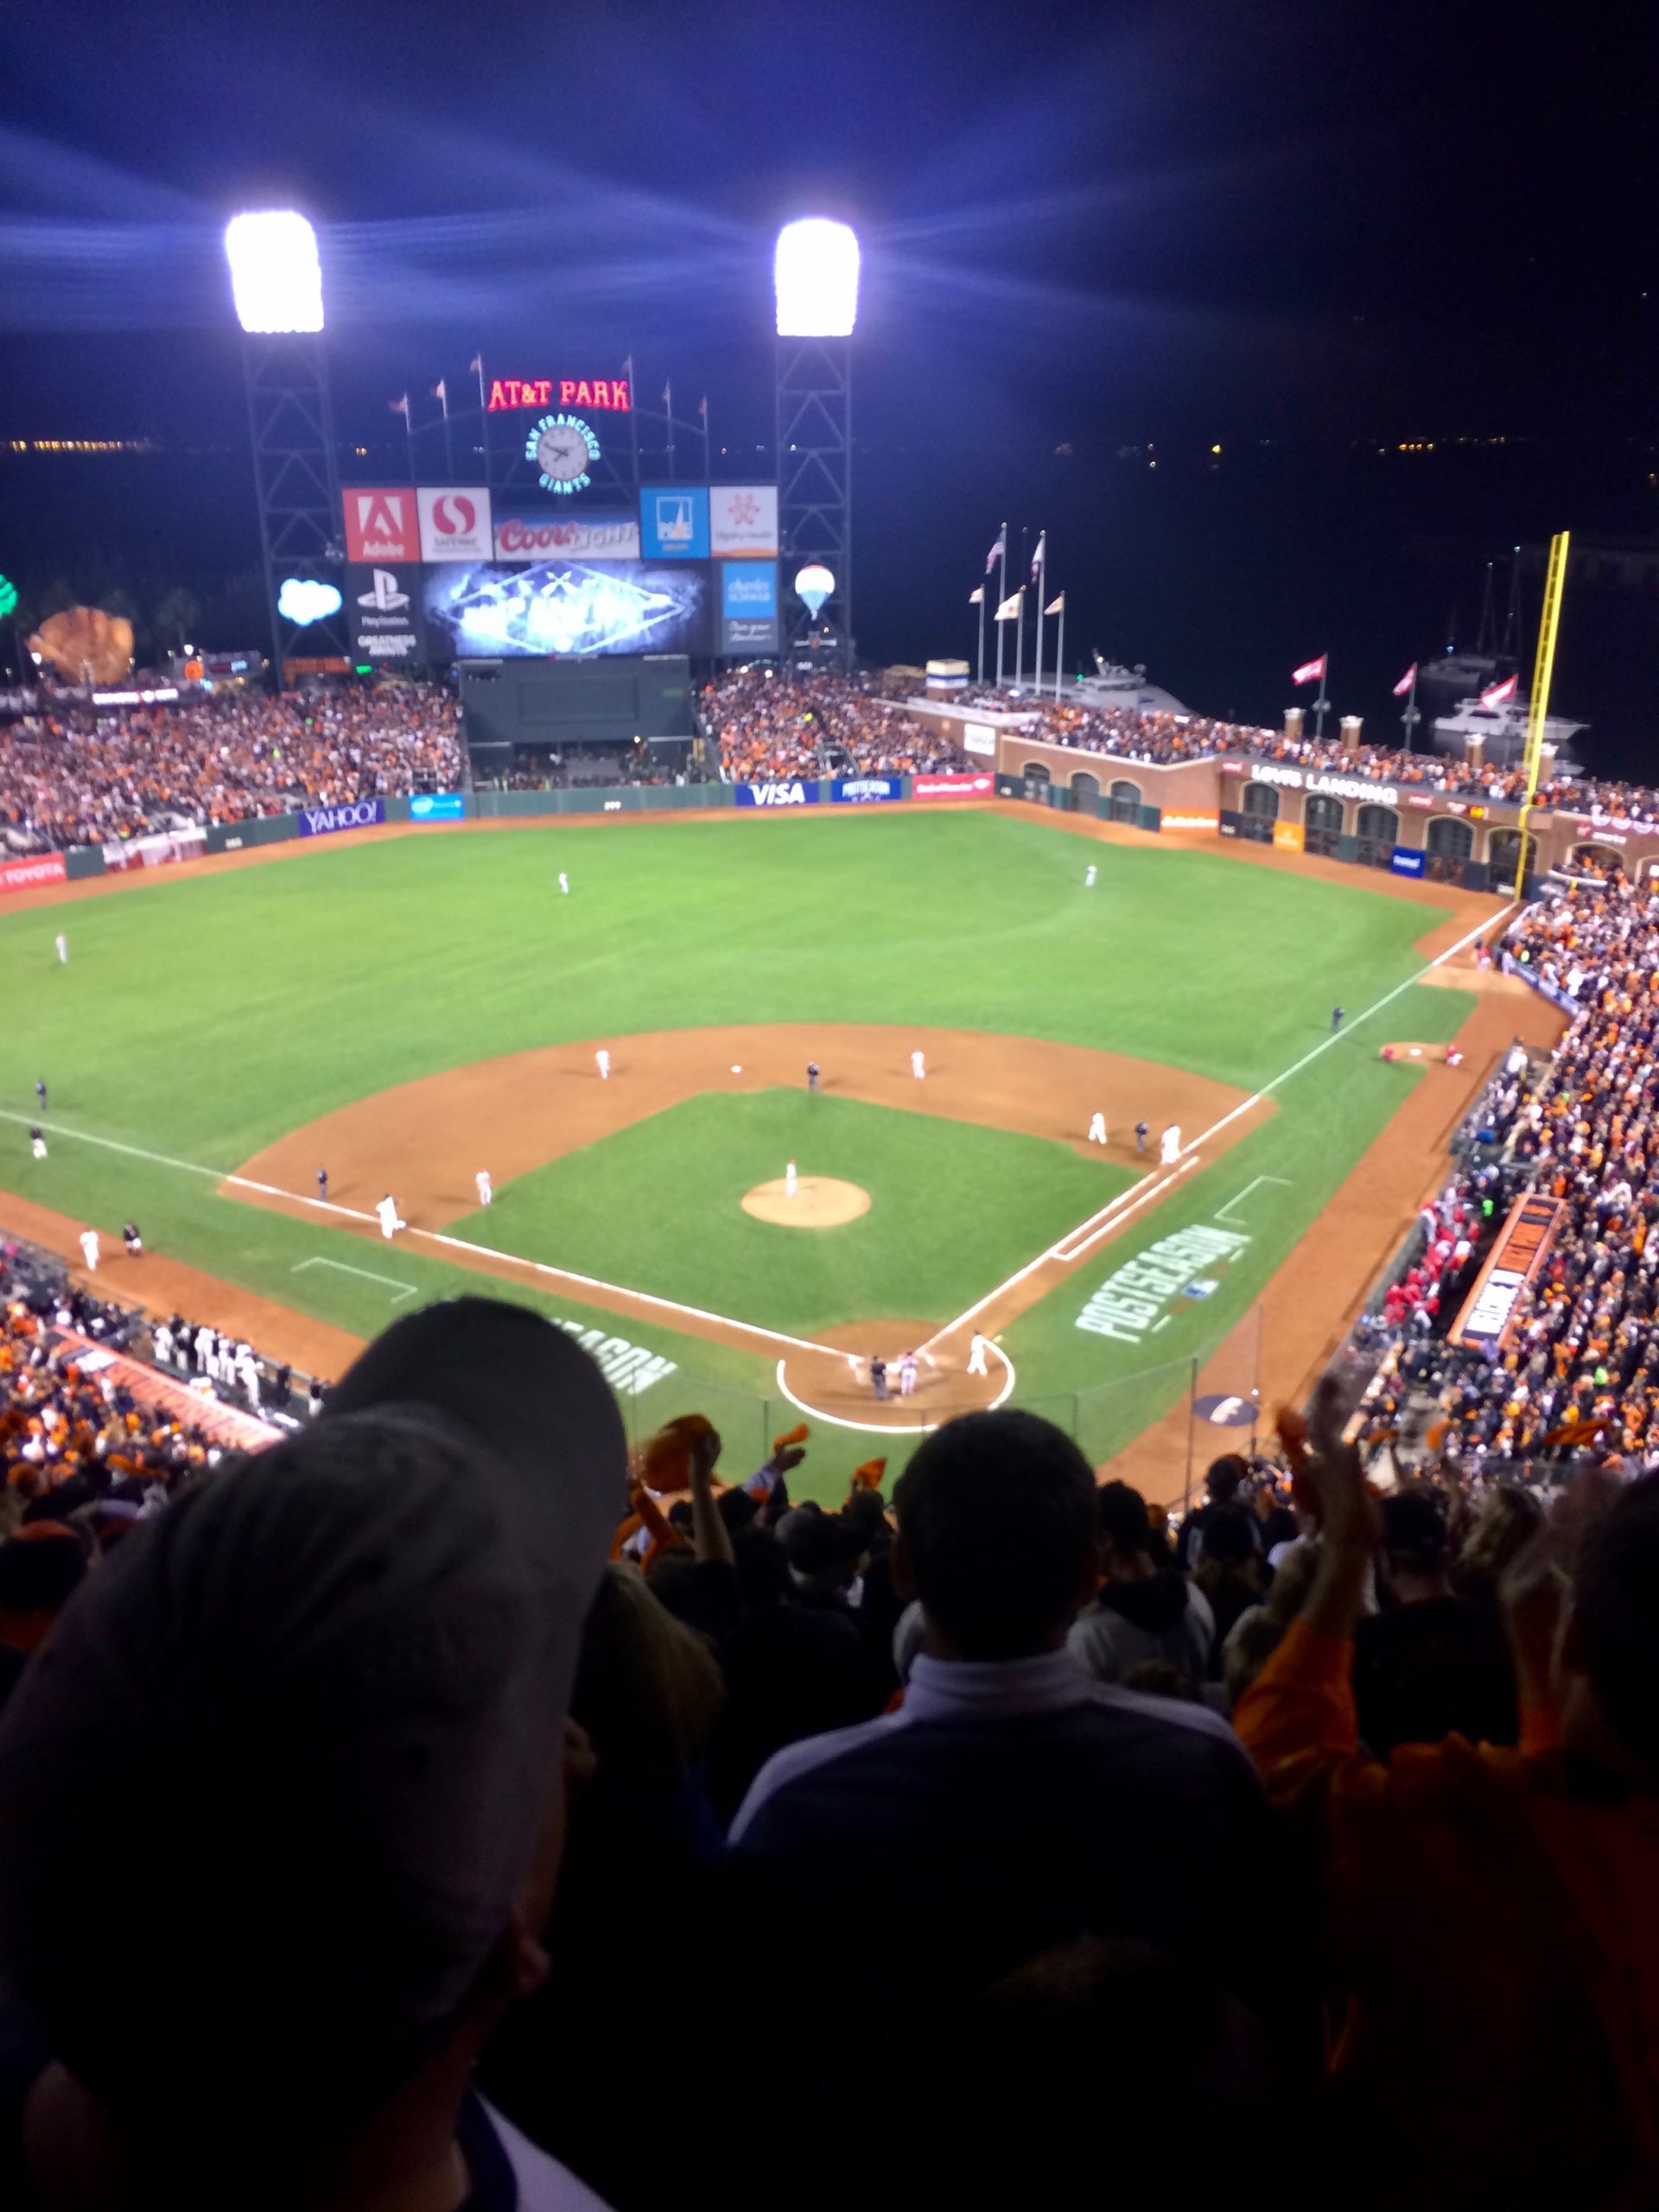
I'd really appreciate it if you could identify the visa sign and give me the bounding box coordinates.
[734,780,819,807]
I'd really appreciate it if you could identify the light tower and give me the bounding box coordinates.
[774,219,858,667]
[225,212,348,687]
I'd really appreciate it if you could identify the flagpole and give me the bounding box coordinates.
[1015,588,1026,689]
[664,380,676,482]
[976,587,986,687]
[1055,596,1065,701]
[401,397,415,483]
[473,354,489,476]
[1401,664,1420,753]
[625,356,639,491]
[1033,537,1046,698]
[436,382,454,481]
[1313,653,1330,741]
[995,526,1007,689]
[700,397,711,484]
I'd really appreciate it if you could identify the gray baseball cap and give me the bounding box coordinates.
[0,1297,626,2127]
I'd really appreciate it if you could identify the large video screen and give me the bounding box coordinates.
[424,558,713,661]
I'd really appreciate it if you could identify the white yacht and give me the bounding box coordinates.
[1430,694,1585,769]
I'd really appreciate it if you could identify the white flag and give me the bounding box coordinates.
[1031,531,1046,581]
[969,586,985,605]
[1045,592,1065,616]
[994,591,1023,621]
[985,530,1006,574]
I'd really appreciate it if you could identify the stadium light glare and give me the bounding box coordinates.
[225,211,324,334]
[774,219,860,337]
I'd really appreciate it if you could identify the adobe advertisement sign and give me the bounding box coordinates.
[709,485,779,558]
[346,565,426,669]
[493,511,641,562]
[416,486,493,563]
[342,487,420,564]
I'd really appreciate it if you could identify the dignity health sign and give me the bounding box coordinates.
[299,798,386,838]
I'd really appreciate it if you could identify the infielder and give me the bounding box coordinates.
[596,1048,611,1080]
[559,873,570,896]
[967,1332,991,1376]
[911,1049,925,1080]
[1160,1124,1182,1166]
[375,1193,404,1240]
[29,1126,45,1161]
[55,933,67,964]
[1332,1004,1344,1033]
[317,1166,328,1203]
[1135,1119,1149,1156]
[35,1078,47,1111]
[785,1159,798,1198]
[1084,865,1096,887]
[1088,1111,1108,1145]
[123,1221,143,1257]
[79,1229,99,1273]
[806,1061,820,1093]
[476,1169,493,1207]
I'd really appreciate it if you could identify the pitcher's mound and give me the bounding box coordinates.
[742,1176,871,1228]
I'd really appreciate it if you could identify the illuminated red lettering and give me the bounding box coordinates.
[535,379,551,405]
[615,378,631,410]
[487,379,509,411]
[560,380,575,406]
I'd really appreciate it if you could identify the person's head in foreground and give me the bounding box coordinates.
[0,1296,626,2212]
[893,1408,1097,1661]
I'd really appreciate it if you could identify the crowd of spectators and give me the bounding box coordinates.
[3,1298,1657,2209]
[704,670,974,780]
[0,683,463,854]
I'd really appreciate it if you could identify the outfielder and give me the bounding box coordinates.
[79,1229,99,1272]
[559,873,570,896]
[29,1126,45,1161]
[1088,1111,1108,1145]
[911,1049,925,1080]
[967,1332,990,1376]
[476,1169,493,1207]
[1084,865,1096,887]
[55,933,67,964]
[785,1159,798,1198]
[596,1048,611,1080]
[376,1193,404,1240]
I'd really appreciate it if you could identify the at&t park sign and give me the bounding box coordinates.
[1237,761,1398,807]
[486,377,632,412]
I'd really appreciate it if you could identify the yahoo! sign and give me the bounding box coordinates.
[299,798,385,839]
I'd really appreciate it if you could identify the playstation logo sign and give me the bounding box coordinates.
[358,568,410,613]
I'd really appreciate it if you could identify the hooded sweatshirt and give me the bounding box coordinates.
[1067,1571,1215,1685]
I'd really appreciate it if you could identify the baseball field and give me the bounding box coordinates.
[1,804,1491,1501]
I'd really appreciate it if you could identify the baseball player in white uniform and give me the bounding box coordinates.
[559,873,570,896]
[30,1128,46,1161]
[911,1049,925,1080]
[899,1351,918,1397]
[78,1229,99,1272]
[375,1194,404,1239]
[596,1048,611,1080]
[1088,1111,1108,1145]
[1160,1124,1182,1166]
[785,1159,798,1198]
[967,1332,990,1376]
[55,932,67,963]
[476,1169,493,1207]
[1084,865,1096,887]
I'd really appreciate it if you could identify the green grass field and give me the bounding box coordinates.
[0,810,1477,1497]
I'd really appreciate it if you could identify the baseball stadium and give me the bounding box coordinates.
[8,167,1659,2212]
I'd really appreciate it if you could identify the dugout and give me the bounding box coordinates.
[459,655,696,781]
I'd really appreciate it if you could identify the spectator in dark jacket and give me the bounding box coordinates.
[1069,1480,1215,1684]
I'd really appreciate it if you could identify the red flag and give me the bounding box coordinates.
[1291,654,1326,686]
[1480,673,1518,709]
[1392,664,1417,697]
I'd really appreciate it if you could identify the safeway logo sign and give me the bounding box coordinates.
[344,489,418,564]
[735,780,819,808]
[417,485,492,563]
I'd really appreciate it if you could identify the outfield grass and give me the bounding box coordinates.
[0,811,1478,1497]
[450,1090,1135,1335]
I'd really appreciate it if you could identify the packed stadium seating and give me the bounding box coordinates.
[12,676,1659,2204]
[704,669,977,779]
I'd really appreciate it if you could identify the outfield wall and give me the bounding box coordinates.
[8,752,1656,904]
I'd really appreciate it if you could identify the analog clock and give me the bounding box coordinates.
[525,412,600,494]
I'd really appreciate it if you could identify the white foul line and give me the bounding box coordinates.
[292,1255,417,1303]
[772,1342,1016,1435]
[917,900,1512,1352]
[0,1105,843,1360]
[1216,1173,1293,1225]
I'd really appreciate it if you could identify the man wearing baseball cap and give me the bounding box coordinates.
[0,1297,626,2212]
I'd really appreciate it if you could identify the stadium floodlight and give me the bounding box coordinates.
[225,211,324,334]
[794,563,836,616]
[774,219,860,337]
[276,577,342,626]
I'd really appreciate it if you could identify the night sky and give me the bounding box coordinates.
[1,0,1655,755]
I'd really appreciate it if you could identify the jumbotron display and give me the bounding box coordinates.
[423,559,714,659]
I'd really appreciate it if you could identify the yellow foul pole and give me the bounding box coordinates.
[1513,529,1570,899]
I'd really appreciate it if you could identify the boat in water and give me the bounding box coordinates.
[1429,693,1585,770]
[1418,555,1584,767]
[1066,656,1189,715]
